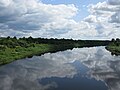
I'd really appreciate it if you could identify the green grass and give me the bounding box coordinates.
[106,45,120,55]
[0,40,110,65]
[0,43,79,65]
[0,44,55,65]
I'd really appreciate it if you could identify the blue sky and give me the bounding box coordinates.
[0,0,120,39]
[42,0,106,21]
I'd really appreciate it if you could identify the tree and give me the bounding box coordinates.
[116,38,120,42]
[111,38,115,42]
[13,36,17,40]
[7,36,10,39]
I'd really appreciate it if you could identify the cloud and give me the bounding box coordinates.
[0,0,78,37]
[0,0,97,39]
[84,0,120,39]
[84,15,97,23]
[0,0,120,39]
[108,0,120,5]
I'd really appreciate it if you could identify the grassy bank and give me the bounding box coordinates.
[105,38,120,55]
[0,37,110,65]
[106,45,120,55]
[0,44,80,65]
[0,44,53,65]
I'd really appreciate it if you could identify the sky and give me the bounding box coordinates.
[42,0,105,21]
[0,0,120,40]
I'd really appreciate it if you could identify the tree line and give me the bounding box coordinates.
[110,38,120,46]
[0,36,110,50]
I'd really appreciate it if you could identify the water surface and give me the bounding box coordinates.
[0,47,120,90]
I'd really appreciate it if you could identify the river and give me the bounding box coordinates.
[0,46,120,90]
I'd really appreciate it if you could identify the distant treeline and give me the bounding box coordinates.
[0,36,110,49]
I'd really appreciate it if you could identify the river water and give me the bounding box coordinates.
[0,47,120,90]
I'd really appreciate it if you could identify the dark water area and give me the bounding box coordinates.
[0,47,120,90]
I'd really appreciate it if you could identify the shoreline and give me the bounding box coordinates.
[0,44,107,66]
[0,37,110,66]
[0,44,79,65]
[105,46,120,56]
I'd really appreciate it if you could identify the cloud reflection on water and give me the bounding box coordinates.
[0,47,120,90]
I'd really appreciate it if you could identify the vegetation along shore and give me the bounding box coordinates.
[0,36,110,65]
[106,38,120,56]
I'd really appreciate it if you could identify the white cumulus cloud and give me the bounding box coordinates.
[84,0,120,39]
[0,0,120,39]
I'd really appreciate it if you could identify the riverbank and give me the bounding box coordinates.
[0,37,110,65]
[105,46,120,55]
[0,44,50,65]
[0,44,77,65]
[105,38,120,56]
